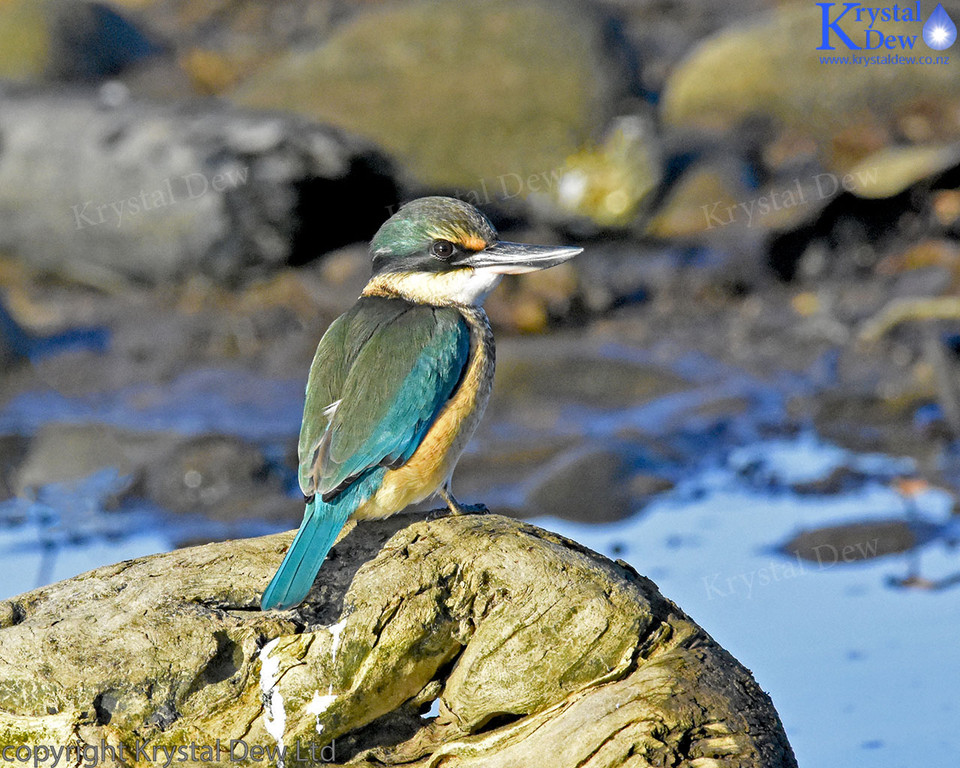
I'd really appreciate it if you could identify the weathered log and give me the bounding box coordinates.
[0,85,400,284]
[0,512,797,767]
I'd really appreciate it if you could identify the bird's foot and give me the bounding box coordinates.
[451,501,491,516]
[437,486,490,516]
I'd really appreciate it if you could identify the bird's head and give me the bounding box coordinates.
[364,196,582,306]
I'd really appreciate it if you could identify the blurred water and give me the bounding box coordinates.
[0,369,303,440]
[0,468,283,597]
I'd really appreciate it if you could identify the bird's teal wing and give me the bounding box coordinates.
[297,297,412,495]
[298,298,470,502]
[264,299,469,611]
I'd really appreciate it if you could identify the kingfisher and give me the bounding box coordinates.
[261,196,582,610]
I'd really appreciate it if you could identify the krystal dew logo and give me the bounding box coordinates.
[924,3,958,47]
[817,2,957,51]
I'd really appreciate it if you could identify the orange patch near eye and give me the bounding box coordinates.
[460,234,488,252]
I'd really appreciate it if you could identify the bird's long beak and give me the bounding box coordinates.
[462,241,583,275]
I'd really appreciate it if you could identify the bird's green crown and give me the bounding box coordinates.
[370,197,497,275]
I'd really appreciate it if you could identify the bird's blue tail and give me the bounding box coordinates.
[261,498,352,610]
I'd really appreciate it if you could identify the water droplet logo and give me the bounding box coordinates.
[923,4,957,50]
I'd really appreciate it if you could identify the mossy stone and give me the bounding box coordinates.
[661,5,960,173]
[0,0,50,81]
[231,0,614,189]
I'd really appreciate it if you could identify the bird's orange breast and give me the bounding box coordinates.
[353,307,494,520]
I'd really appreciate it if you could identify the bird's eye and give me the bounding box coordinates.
[431,239,455,260]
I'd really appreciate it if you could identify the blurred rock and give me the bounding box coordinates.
[309,244,371,314]
[451,435,582,505]
[789,465,869,496]
[485,260,580,333]
[13,423,173,498]
[0,0,328,99]
[648,155,832,249]
[445,436,672,523]
[112,0,335,51]
[178,47,244,95]
[876,239,960,284]
[30,309,216,395]
[51,1,163,81]
[647,159,748,239]
[1,276,111,367]
[0,434,30,502]
[112,0,340,100]
[145,434,260,511]
[0,1,50,81]
[593,0,773,96]
[782,519,934,564]
[629,470,675,503]
[12,424,299,522]
[847,145,960,200]
[572,240,655,313]
[534,116,661,230]
[0,296,28,370]
[933,188,960,230]
[526,448,633,522]
[0,87,400,284]
[809,393,933,457]
[0,0,161,83]
[145,434,300,523]
[494,337,689,411]
[231,0,620,189]
[661,5,960,175]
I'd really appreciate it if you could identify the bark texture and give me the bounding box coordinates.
[0,512,797,767]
